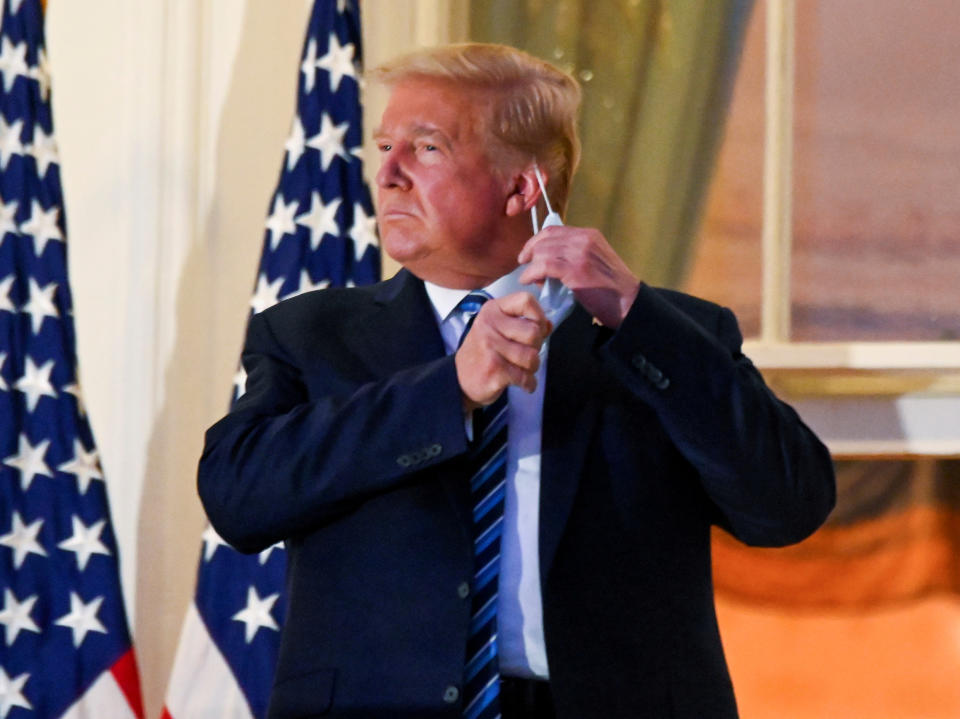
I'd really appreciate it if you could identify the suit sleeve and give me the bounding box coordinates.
[197,308,470,553]
[599,284,836,547]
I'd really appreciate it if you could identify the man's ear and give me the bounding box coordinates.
[504,165,542,217]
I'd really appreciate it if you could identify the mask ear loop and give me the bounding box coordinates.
[528,163,576,344]
[534,165,554,214]
[529,163,542,234]
[533,164,563,228]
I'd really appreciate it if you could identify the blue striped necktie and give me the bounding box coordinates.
[457,293,506,719]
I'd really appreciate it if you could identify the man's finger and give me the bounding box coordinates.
[492,293,552,343]
[494,340,541,374]
[504,363,537,394]
[495,291,545,319]
[519,256,570,288]
[495,313,552,347]
[517,224,563,264]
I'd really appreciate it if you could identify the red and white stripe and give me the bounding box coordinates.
[61,648,144,719]
[161,603,254,719]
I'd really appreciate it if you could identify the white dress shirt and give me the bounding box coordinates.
[423,265,550,679]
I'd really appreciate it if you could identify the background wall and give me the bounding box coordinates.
[47,2,305,713]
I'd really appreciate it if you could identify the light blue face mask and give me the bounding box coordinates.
[529,165,576,332]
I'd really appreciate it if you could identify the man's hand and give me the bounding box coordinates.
[518,225,640,329]
[455,292,553,411]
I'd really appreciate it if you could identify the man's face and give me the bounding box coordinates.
[374,78,523,288]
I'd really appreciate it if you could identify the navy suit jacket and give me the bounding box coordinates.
[198,268,835,719]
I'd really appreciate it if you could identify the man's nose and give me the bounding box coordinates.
[375,150,412,191]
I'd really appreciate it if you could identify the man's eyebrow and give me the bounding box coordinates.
[412,126,453,149]
[372,125,453,149]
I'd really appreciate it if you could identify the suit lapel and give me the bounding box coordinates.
[348,272,604,572]
[348,269,473,539]
[348,269,447,376]
[539,306,604,584]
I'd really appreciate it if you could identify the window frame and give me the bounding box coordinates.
[746,0,960,456]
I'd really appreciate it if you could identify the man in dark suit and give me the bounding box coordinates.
[199,43,835,719]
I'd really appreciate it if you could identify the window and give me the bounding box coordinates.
[366,0,960,455]
[676,0,960,455]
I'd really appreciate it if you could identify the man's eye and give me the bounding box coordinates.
[378,143,392,152]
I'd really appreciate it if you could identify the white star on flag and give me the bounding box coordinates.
[22,277,58,333]
[0,198,17,238]
[232,365,247,400]
[57,439,103,494]
[0,353,7,391]
[0,512,47,569]
[0,276,13,313]
[55,593,108,648]
[258,542,284,565]
[300,38,319,95]
[0,37,28,93]
[295,192,340,250]
[58,516,112,571]
[307,113,349,171]
[0,277,14,316]
[0,590,40,646]
[265,194,298,250]
[0,667,32,719]
[3,433,52,491]
[250,273,284,315]
[20,199,63,255]
[29,46,50,101]
[284,116,306,171]
[62,381,87,415]
[26,123,57,177]
[283,269,330,301]
[13,355,56,412]
[201,524,229,562]
[231,586,280,643]
[348,202,378,261]
[0,116,24,170]
[316,33,356,92]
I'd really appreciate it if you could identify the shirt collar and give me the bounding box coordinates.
[423,265,537,323]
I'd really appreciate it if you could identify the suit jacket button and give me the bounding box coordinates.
[457,581,470,599]
[429,443,442,457]
[647,366,664,383]
[656,377,670,390]
[397,455,411,467]
[443,686,460,703]
[631,354,647,371]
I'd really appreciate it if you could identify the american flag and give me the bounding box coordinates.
[163,1,378,717]
[0,1,144,718]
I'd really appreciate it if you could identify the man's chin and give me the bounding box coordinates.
[382,234,427,268]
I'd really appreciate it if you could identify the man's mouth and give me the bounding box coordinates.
[380,207,417,220]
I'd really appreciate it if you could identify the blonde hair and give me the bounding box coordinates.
[371,43,582,214]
